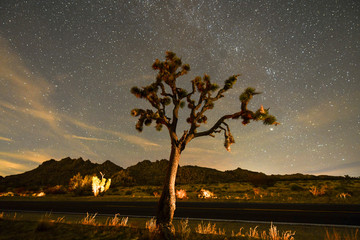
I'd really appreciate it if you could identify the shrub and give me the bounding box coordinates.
[309,185,327,196]
[92,173,111,197]
[68,173,92,196]
[176,189,188,199]
[198,189,216,199]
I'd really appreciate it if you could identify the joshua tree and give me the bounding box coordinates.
[131,51,278,238]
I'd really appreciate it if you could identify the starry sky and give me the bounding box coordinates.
[0,0,359,177]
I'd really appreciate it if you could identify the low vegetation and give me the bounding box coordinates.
[1,158,359,205]
[102,179,359,204]
[0,212,358,240]
[1,178,359,204]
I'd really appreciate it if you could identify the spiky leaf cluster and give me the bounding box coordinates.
[239,87,257,102]
[237,87,279,126]
[130,51,278,153]
[130,51,193,132]
[224,131,235,152]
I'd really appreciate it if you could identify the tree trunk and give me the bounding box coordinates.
[156,144,181,239]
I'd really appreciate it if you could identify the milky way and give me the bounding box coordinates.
[0,0,359,176]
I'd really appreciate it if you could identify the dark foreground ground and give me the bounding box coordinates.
[1,200,359,226]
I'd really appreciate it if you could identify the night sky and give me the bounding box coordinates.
[0,0,359,177]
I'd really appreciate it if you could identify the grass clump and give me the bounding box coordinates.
[177,219,191,240]
[105,213,128,227]
[325,228,359,240]
[1,211,360,240]
[195,221,226,235]
[36,213,65,232]
[80,212,98,225]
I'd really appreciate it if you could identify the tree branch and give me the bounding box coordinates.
[193,111,242,138]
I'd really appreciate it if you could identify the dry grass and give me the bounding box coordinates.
[79,212,98,225]
[145,217,159,234]
[267,222,296,240]
[177,219,191,240]
[195,222,225,235]
[325,228,359,240]
[106,213,128,227]
[145,217,160,240]
[229,223,295,240]
[231,227,244,237]
[3,211,360,240]
[36,213,65,231]
[247,226,260,238]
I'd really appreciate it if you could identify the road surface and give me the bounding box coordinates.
[1,200,359,226]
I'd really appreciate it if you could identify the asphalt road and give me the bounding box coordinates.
[1,200,359,226]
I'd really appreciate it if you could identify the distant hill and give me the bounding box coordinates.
[0,157,345,192]
[0,157,122,191]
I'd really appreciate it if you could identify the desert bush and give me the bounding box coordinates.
[0,192,15,197]
[198,189,216,199]
[309,185,327,196]
[338,192,351,199]
[92,172,111,197]
[176,189,188,199]
[68,173,92,196]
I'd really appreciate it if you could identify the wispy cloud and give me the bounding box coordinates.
[0,151,51,163]
[0,159,29,176]
[69,135,118,142]
[0,37,60,135]
[0,136,13,142]
[63,115,160,149]
[0,159,27,170]
[115,133,160,147]
[185,147,222,155]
